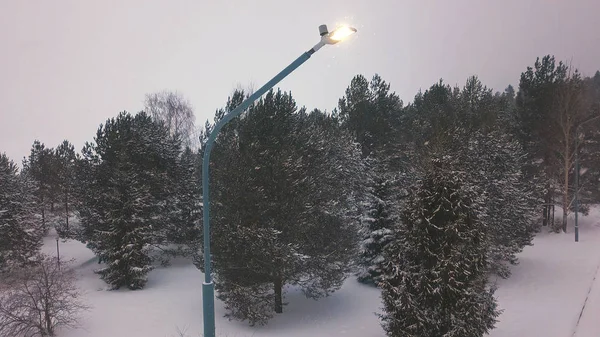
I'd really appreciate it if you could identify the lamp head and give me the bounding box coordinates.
[319,24,357,45]
[309,24,357,54]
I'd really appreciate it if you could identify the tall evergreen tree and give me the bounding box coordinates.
[22,140,59,232]
[405,80,457,152]
[0,153,42,272]
[549,70,598,231]
[337,74,409,286]
[77,111,180,289]
[577,71,600,205]
[166,146,202,256]
[380,155,500,337]
[54,140,77,237]
[496,84,521,137]
[338,74,404,158]
[459,131,540,277]
[208,89,365,325]
[516,57,600,231]
[516,55,568,228]
[457,75,497,131]
[404,77,541,278]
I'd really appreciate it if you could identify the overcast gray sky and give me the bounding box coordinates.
[1,0,599,163]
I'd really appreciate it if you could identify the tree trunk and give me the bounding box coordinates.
[44,297,54,336]
[41,193,46,231]
[45,310,53,336]
[562,139,570,233]
[543,182,551,227]
[65,194,69,231]
[274,277,283,314]
[542,204,548,226]
[561,204,568,232]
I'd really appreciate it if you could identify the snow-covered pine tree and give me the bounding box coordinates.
[0,153,42,272]
[21,141,58,233]
[77,111,180,289]
[455,76,541,276]
[356,174,395,285]
[165,146,201,256]
[379,155,500,337]
[515,55,568,227]
[73,144,96,244]
[435,128,540,278]
[291,109,366,297]
[403,80,456,155]
[94,164,154,290]
[577,71,600,205]
[461,131,540,278]
[209,89,295,324]
[404,75,541,278]
[191,90,245,274]
[337,74,408,286]
[208,89,365,325]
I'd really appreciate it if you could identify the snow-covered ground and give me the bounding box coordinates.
[42,207,600,337]
[574,260,600,337]
[487,206,600,337]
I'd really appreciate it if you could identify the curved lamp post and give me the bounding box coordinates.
[201,24,357,337]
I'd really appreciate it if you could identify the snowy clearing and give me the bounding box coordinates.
[42,207,600,337]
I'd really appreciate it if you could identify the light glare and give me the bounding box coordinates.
[329,26,357,42]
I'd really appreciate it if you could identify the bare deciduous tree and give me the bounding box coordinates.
[0,255,89,337]
[144,90,197,148]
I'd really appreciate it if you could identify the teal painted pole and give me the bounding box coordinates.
[201,50,314,337]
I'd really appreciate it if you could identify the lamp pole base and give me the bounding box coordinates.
[203,282,215,337]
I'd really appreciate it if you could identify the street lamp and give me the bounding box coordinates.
[574,114,600,242]
[200,24,357,337]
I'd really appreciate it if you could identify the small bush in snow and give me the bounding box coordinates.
[0,254,89,337]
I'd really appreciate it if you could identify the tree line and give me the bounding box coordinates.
[1,55,599,336]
